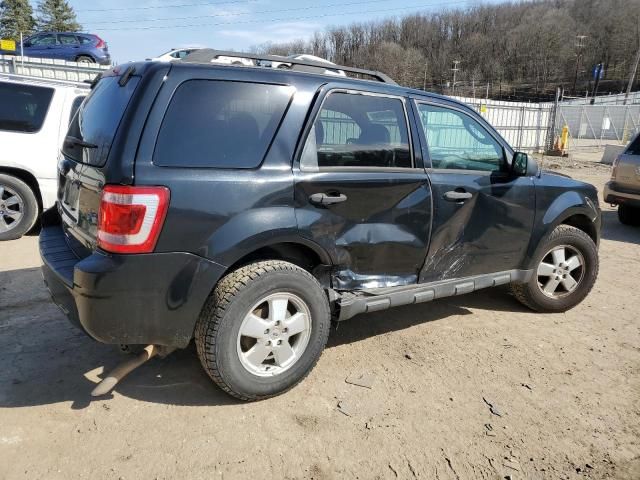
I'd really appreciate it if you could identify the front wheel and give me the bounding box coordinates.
[195,260,331,401]
[511,225,598,313]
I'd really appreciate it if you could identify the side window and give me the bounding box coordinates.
[417,103,504,172]
[154,80,294,168]
[0,82,54,133]
[300,92,411,170]
[78,36,93,45]
[58,34,79,45]
[31,34,57,46]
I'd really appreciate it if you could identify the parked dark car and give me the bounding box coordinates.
[39,51,601,401]
[1,32,110,65]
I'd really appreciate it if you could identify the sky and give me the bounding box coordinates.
[28,0,497,64]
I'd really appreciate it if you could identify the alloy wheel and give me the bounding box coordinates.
[536,245,585,298]
[0,185,24,234]
[236,292,312,377]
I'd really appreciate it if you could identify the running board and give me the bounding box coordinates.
[336,270,532,321]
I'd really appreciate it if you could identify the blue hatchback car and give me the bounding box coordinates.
[6,32,111,65]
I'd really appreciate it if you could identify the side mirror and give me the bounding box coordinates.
[511,152,538,177]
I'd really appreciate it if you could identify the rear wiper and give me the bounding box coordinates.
[64,136,97,149]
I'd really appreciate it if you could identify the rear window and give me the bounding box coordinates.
[626,134,640,155]
[154,80,294,169]
[63,75,140,166]
[0,82,54,133]
[68,95,85,125]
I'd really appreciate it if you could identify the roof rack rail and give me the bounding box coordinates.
[181,49,397,85]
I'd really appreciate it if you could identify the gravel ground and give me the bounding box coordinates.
[0,155,638,480]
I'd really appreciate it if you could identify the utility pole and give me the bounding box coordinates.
[572,35,587,95]
[624,41,640,105]
[451,60,461,95]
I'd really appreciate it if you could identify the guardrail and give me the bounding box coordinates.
[0,54,108,83]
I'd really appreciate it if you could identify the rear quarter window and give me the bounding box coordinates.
[153,80,294,169]
[0,82,54,133]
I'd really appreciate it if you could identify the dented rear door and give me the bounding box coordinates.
[293,88,432,290]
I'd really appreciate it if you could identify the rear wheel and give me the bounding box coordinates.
[195,260,331,401]
[511,225,598,313]
[618,204,640,226]
[76,55,94,64]
[0,174,38,241]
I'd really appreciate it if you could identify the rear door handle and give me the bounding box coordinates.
[309,192,348,206]
[443,190,473,202]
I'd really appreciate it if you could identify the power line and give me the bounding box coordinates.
[83,0,391,25]
[29,0,257,13]
[86,2,470,32]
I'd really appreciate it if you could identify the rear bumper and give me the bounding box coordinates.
[604,181,640,208]
[39,210,226,347]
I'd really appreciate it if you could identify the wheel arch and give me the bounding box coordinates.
[560,213,599,244]
[224,240,333,279]
[75,53,95,62]
[525,193,600,269]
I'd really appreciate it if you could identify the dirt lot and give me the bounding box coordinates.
[1,155,638,480]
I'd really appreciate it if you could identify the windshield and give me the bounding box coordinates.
[626,134,640,155]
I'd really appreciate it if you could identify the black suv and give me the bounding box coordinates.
[40,50,601,400]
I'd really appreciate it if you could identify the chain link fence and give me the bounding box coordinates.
[555,104,640,151]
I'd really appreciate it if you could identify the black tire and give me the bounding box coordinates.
[618,204,640,226]
[511,225,598,313]
[76,55,94,64]
[195,260,331,401]
[0,174,39,241]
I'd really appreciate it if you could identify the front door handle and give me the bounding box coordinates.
[443,190,473,202]
[309,192,348,206]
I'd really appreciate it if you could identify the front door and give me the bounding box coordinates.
[294,89,432,290]
[413,100,536,282]
[25,33,57,59]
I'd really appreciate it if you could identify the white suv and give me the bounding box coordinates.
[0,75,87,240]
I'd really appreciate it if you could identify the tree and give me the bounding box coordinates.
[257,0,640,99]
[36,0,81,32]
[0,0,36,40]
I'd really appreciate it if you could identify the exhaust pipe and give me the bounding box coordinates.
[91,344,160,397]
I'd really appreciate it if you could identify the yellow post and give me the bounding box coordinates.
[561,125,569,150]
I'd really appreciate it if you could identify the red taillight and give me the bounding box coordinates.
[94,35,106,49]
[98,185,169,254]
